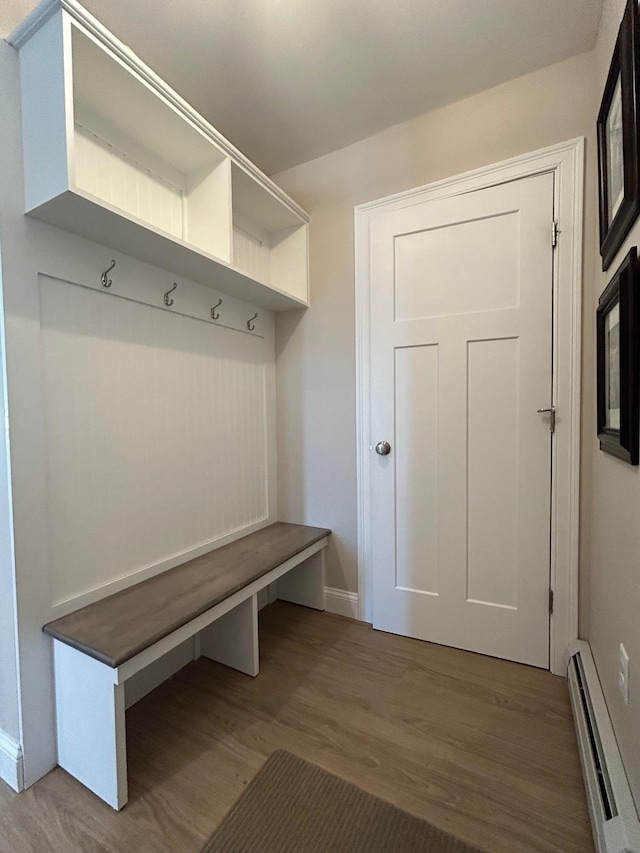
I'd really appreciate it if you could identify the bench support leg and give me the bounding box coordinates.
[53,641,127,809]
[277,550,325,610]
[199,594,259,676]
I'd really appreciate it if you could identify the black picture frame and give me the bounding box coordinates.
[597,246,639,464]
[597,0,640,271]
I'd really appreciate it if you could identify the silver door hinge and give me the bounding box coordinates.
[551,220,560,248]
[549,589,554,615]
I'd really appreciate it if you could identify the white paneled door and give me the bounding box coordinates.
[370,172,554,668]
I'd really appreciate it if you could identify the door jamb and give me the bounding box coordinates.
[354,138,584,676]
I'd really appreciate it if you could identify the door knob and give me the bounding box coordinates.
[375,441,391,456]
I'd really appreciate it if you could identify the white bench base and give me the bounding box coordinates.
[52,539,327,809]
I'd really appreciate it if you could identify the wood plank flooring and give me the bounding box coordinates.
[0,602,593,853]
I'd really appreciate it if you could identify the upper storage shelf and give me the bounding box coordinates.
[9,0,309,311]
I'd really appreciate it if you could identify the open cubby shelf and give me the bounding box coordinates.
[13,1,309,310]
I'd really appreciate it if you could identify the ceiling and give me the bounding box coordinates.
[2,0,603,176]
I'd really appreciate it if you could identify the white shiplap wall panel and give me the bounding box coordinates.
[39,277,270,608]
[233,213,271,284]
[74,125,184,238]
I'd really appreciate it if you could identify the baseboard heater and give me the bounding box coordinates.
[568,641,640,853]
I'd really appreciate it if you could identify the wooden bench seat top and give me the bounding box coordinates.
[43,522,330,668]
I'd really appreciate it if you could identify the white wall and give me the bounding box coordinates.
[586,0,640,811]
[0,38,277,786]
[274,50,596,604]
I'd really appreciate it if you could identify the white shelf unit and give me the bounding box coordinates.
[10,0,309,311]
[232,165,309,304]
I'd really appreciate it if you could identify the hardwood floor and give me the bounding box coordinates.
[0,602,593,853]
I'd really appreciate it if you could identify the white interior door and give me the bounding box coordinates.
[370,172,554,668]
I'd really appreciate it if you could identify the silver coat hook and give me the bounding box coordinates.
[164,282,178,306]
[101,260,116,288]
[247,312,258,331]
[211,298,222,320]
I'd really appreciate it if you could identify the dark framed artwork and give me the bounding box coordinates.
[597,246,639,464]
[597,0,640,271]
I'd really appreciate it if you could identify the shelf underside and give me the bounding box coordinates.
[30,190,308,312]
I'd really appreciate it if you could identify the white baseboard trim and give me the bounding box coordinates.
[0,729,24,792]
[324,587,359,620]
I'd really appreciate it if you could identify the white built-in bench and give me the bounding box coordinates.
[43,522,330,809]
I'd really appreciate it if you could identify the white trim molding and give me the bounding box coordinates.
[324,587,359,620]
[355,138,583,675]
[0,729,24,792]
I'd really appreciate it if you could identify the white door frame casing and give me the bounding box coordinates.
[355,138,584,676]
